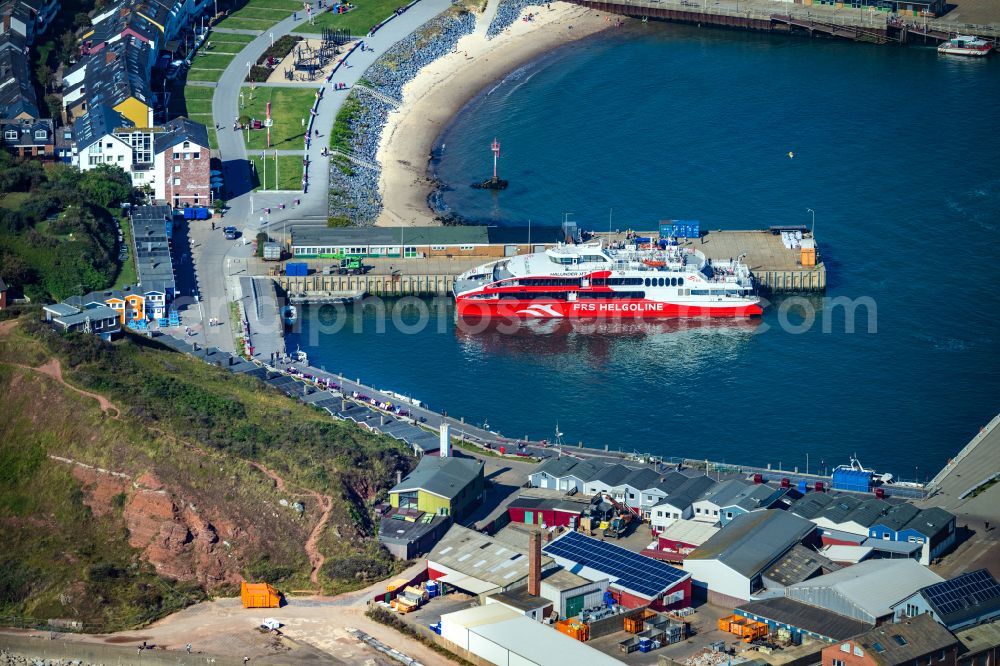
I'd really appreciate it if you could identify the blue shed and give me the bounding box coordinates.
[831,468,872,493]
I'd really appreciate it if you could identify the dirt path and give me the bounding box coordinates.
[14,358,122,418]
[250,461,333,588]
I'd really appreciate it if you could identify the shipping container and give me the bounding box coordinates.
[832,468,871,492]
[555,619,589,641]
[262,242,282,261]
[797,480,808,494]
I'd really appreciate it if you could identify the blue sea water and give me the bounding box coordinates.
[292,24,1000,479]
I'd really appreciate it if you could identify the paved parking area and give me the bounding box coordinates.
[587,604,735,665]
[393,593,480,635]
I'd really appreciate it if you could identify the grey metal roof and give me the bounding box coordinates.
[655,471,690,495]
[918,569,1000,630]
[154,116,209,154]
[900,507,954,538]
[131,205,175,296]
[83,36,153,112]
[72,103,130,150]
[378,507,449,545]
[728,484,785,512]
[763,544,839,587]
[429,524,552,589]
[687,509,815,578]
[874,503,921,531]
[657,475,716,511]
[699,479,750,507]
[390,455,482,501]
[737,596,873,641]
[854,614,958,666]
[621,467,660,491]
[785,559,944,623]
[533,456,580,479]
[861,537,922,555]
[54,305,120,326]
[43,303,81,316]
[291,225,491,247]
[592,464,634,487]
[0,33,39,120]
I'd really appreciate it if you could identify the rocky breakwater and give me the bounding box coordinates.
[486,0,538,38]
[329,7,476,225]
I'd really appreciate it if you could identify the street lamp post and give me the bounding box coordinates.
[807,208,815,235]
[269,32,274,47]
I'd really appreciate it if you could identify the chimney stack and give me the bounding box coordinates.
[528,530,541,597]
[396,470,402,485]
[440,422,451,457]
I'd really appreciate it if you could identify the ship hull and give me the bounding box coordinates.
[456,298,763,318]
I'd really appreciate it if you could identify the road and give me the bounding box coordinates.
[184,0,456,353]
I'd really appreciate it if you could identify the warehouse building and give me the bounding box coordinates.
[427,525,558,597]
[652,519,720,563]
[289,225,568,260]
[785,559,944,625]
[683,509,816,606]
[736,596,874,643]
[507,495,588,528]
[891,569,1000,631]
[377,506,450,560]
[439,604,624,666]
[649,475,718,532]
[484,531,609,621]
[543,530,691,610]
[389,455,484,520]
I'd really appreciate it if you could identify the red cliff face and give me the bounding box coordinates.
[73,467,241,588]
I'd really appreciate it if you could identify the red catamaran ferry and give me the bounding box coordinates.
[454,241,763,319]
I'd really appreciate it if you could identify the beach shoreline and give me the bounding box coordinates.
[375,2,616,227]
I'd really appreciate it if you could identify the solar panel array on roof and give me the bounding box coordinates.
[923,569,1000,617]
[543,530,685,599]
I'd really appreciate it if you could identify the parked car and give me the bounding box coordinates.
[223,226,239,240]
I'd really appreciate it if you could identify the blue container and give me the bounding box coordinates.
[634,236,652,244]
[426,581,439,598]
[797,480,808,494]
[831,468,873,492]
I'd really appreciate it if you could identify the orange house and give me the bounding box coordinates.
[124,294,145,322]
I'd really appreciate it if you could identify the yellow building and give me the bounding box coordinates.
[389,456,485,520]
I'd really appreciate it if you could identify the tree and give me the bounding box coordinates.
[44,94,62,125]
[73,12,91,29]
[79,165,134,209]
[35,61,53,92]
[59,32,78,66]
[255,232,268,257]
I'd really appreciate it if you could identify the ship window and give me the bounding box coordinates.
[644,278,650,287]
[679,278,684,286]
[671,277,677,287]
[658,278,665,287]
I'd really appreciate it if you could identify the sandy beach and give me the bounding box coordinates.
[375,2,615,227]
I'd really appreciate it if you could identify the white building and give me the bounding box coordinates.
[691,479,749,524]
[650,475,717,532]
[440,604,624,666]
[683,509,816,607]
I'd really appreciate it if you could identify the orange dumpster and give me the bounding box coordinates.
[241,582,281,609]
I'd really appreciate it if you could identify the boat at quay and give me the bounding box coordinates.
[453,241,762,318]
[937,35,994,56]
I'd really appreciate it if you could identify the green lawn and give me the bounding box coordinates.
[295,0,407,35]
[231,6,289,20]
[250,154,304,191]
[184,85,215,100]
[240,86,317,150]
[207,41,246,54]
[191,52,237,70]
[210,32,256,43]
[247,0,302,10]
[214,16,274,30]
[185,99,213,115]
[186,68,227,82]
[111,215,136,289]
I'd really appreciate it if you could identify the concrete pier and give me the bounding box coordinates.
[259,228,825,295]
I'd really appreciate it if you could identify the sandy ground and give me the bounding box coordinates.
[7,562,453,665]
[375,2,616,227]
[267,38,359,84]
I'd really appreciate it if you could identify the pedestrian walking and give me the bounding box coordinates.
[186,644,193,654]
[243,657,250,664]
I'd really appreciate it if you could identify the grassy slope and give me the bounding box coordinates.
[240,87,317,150]
[295,0,407,35]
[0,322,413,630]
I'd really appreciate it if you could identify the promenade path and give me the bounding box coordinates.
[180,0,455,352]
[919,413,1000,578]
